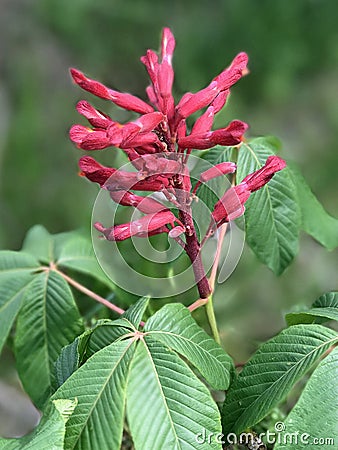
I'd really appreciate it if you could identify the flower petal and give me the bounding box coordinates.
[70,68,154,114]
[78,156,116,186]
[241,155,286,192]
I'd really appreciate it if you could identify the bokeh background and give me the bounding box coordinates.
[1,0,338,438]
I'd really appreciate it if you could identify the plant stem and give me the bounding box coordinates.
[55,268,125,315]
[208,223,228,291]
[205,294,221,344]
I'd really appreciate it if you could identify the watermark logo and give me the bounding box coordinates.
[195,422,335,447]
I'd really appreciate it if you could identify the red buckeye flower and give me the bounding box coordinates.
[70,28,286,298]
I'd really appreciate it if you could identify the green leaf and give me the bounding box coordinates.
[0,399,77,450]
[274,346,338,450]
[192,146,234,177]
[22,225,114,287]
[237,138,300,274]
[55,318,135,389]
[221,324,338,436]
[56,234,113,287]
[289,163,338,250]
[122,296,150,328]
[0,250,39,277]
[127,336,222,450]
[145,303,233,389]
[14,270,84,407]
[286,291,338,325]
[53,339,135,450]
[0,275,34,355]
[0,251,39,354]
[22,225,56,264]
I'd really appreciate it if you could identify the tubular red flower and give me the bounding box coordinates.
[213,52,249,91]
[242,155,286,192]
[193,162,237,194]
[70,68,154,114]
[178,120,248,149]
[94,210,176,241]
[211,156,286,225]
[76,101,113,129]
[70,125,111,150]
[212,184,250,224]
[176,53,248,119]
[78,156,116,186]
[109,190,167,214]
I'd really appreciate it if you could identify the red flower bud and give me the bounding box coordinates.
[76,101,112,129]
[241,155,286,192]
[70,68,154,114]
[70,125,111,150]
[178,120,248,150]
[109,190,167,214]
[78,156,116,186]
[95,210,176,241]
[212,184,250,224]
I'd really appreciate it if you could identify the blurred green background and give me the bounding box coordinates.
[1,0,338,437]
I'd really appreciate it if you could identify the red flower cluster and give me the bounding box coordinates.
[70,28,285,297]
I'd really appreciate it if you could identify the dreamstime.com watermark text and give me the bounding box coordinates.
[195,422,335,446]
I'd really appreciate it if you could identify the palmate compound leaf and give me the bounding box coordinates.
[22,225,114,287]
[145,303,234,390]
[0,251,39,354]
[221,324,338,437]
[14,270,84,408]
[54,318,134,388]
[286,291,338,326]
[236,138,301,275]
[0,399,77,450]
[127,336,223,450]
[52,338,136,450]
[274,346,338,450]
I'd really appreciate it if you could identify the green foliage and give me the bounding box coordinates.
[14,270,84,408]
[289,164,338,250]
[127,337,221,450]
[53,339,135,450]
[286,291,338,326]
[0,399,77,450]
[237,138,301,275]
[221,324,338,437]
[274,346,338,450]
[145,303,234,390]
[51,298,232,449]
[23,225,113,287]
[0,251,39,354]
